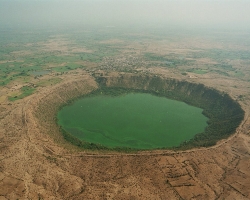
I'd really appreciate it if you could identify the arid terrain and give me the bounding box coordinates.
[1,29,250,199]
[1,69,250,199]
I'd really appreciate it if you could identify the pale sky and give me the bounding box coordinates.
[0,0,250,30]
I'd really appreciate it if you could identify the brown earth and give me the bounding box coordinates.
[1,71,250,200]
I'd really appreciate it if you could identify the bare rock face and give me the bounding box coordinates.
[0,73,250,200]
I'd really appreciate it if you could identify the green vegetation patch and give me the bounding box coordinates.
[52,63,84,72]
[0,75,13,86]
[233,71,245,78]
[192,49,250,61]
[0,71,29,86]
[214,63,235,71]
[29,70,51,76]
[212,70,230,77]
[36,78,62,87]
[8,86,36,101]
[0,62,42,74]
[79,53,106,62]
[144,53,192,68]
[144,53,167,62]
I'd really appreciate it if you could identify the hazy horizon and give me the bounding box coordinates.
[0,0,250,31]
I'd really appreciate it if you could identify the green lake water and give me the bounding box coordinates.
[57,93,208,149]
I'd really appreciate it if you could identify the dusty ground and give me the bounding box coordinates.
[0,69,250,200]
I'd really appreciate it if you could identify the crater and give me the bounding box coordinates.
[35,73,245,151]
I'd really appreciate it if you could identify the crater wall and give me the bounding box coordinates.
[35,73,245,150]
[96,73,245,149]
